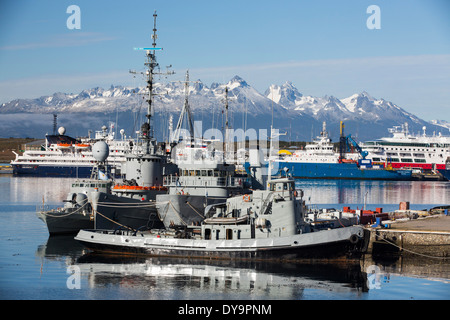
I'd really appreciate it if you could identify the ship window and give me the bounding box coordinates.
[226,229,233,240]
[414,159,426,163]
[401,158,413,163]
[204,228,211,240]
[208,170,213,176]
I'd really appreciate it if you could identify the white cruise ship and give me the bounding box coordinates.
[11,124,137,177]
[361,123,450,180]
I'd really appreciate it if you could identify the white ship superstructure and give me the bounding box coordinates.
[361,123,450,176]
[11,124,136,177]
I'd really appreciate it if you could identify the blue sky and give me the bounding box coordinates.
[0,0,449,121]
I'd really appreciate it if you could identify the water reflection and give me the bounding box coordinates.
[9,177,73,203]
[297,180,450,204]
[35,235,368,299]
[7,176,450,205]
[35,234,450,299]
[75,255,367,299]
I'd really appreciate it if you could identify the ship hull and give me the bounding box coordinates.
[75,226,369,262]
[437,169,450,181]
[13,164,94,178]
[274,162,412,180]
[36,210,93,235]
[94,192,165,231]
[156,194,226,228]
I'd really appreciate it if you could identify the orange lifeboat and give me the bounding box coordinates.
[75,143,90,149]
[113,185,168,191]
[57,143,72,149]
[341,159,356,163]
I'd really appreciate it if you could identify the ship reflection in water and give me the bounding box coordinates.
[35,235,450,300]
[296,179,450,205]
[36,236,367,299]
[10,177,449,206]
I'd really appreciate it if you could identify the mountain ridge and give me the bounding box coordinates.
[0,76,448,141]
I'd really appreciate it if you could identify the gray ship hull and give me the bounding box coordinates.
[75,226,369,262]
[156,194,225,228]
[94,192,165,230]
[37,210,93,235]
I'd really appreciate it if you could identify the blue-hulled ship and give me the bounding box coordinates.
[270,122,412,180]
[11,124,132,178]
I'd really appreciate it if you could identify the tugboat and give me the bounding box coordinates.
[36,141,113,235]
[75,177,369,262]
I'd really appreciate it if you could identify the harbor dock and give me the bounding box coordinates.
[0,165,12,174]
[367,215,450,258]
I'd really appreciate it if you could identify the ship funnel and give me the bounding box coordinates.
[247,148,268,190]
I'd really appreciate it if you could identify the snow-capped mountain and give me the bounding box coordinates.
[264,81,303,110]
[0,76,447,141]
[430,119,450,131]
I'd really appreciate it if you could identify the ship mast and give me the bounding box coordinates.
[130,11,173,153]
[224,87,229,161]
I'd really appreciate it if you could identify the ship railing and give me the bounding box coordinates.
[163,175,239,187]
[36,204,63,213]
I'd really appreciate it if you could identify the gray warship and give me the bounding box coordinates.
[91,13,177,231]
[156,139,250,228]
[156,73,252,229]
[36,141,113,235]
[75,177,369,262]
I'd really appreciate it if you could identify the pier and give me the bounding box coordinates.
[0,165,12,174]
[367,215,450,258]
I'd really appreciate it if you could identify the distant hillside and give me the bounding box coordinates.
[0,138,39,162]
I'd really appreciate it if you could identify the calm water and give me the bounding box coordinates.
[0,175,449,301]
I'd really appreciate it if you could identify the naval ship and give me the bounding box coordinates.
[76,177,369,262]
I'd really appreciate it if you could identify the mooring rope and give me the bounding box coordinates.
[374,232,448,260]
[168,200,187,226]
[186,201,205,219]
[38,201,90,218]
[93,209,136,232]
